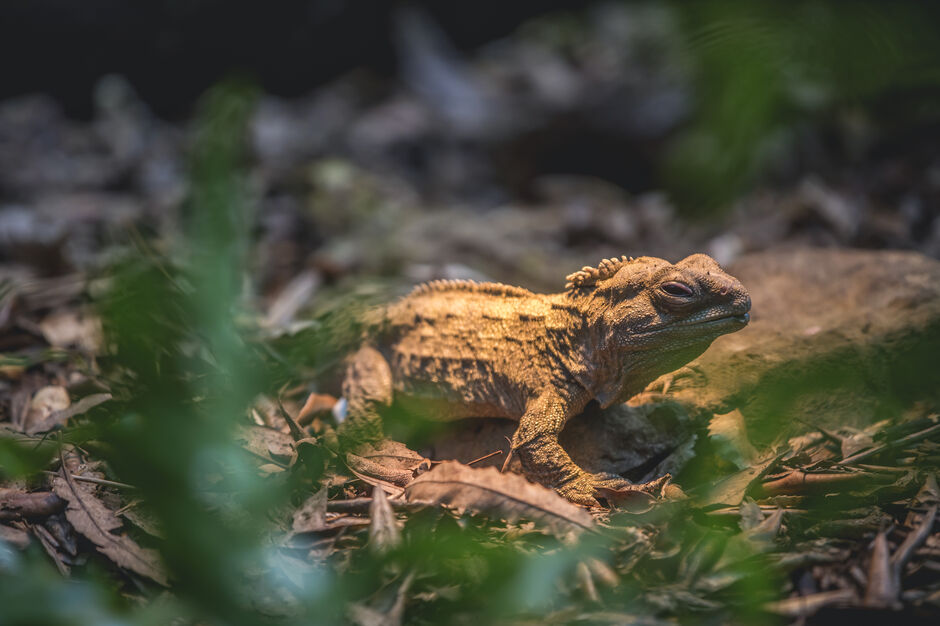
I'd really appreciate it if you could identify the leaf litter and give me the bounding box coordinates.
[2,274,940,623]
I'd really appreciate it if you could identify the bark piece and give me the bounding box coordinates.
[0,489,66,520]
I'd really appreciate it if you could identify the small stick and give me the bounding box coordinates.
[42,470,135,490]
[840,423,940,466]
[500,436,514,472]
[467,450,503,466]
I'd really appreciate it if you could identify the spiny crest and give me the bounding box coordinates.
[408,279,533,298]
[565,255,636,290]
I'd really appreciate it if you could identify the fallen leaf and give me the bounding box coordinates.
[766,589,856,617]
[0,523,30,549]
[594,487,657,514]
[404,461,594,536]
[369,486,400,553]
[25,392,111,435]
[291,488,328,534]
[348,571,414,626]
[39,309,103,353]
[864,531,899,608]
[840,429,874,459]
[709,409,758,469]
[52,473,168,586]
[699,453,781,507]
[23,386,69,434]
[346,453,414,493]
[235,423,295,461]
[296,392,338,426]
[353,440,430,473]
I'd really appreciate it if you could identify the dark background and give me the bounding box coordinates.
[2,0,589,119]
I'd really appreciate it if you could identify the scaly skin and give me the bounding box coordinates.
[339,254,750,505]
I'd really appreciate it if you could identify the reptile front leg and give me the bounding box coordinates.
[511,390,633,506]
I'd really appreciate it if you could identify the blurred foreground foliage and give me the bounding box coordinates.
[666,0,940,212]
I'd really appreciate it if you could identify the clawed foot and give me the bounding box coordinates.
[556,472,671,507]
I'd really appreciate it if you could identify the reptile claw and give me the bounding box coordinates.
[555,472,643,506]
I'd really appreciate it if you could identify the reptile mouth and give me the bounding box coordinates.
[697,312,749,328]
[674,311,749,328]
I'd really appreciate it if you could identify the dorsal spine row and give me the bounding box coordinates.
[408,279,533,298]
[565,256,635,290]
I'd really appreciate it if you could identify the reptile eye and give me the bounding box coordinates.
[661,281,694,298]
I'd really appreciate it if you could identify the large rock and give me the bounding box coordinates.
[641,248,940,443]
[428,248,940,476]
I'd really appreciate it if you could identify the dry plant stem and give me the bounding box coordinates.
[500,439,515,473]
[840,422,940,466]
[466,450,503,466]
[326,497,420,514]
[760,471,869,496]
[42,470,135,490]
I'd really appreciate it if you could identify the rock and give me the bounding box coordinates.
[639,248,940,443]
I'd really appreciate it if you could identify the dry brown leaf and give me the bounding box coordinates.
[235,423,295,461]
[700,453,781,507]
[296,392,338,426]
[25,392,111,435]
[52,474,168,586]
[346,453,414,492]
[766,589,856,617]
[291,488,328,534]
[354,440,430,473]
[368,486,401,553]
[403,461,594,536]
[864,531,899,608]
[24,385,69,434]
[347,571,414,626]
[0,523,31,549]
[39,309,103,353]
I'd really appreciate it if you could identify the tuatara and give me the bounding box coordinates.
[338,254,750,505]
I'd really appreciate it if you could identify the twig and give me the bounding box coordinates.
[467,450,503,466]
[841,423,940,466]
[500,436,514,472]
[760,470,870,496]
[42,470,135,490]
[326,497,421,514]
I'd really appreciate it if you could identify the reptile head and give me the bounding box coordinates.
[565,253,750,404]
